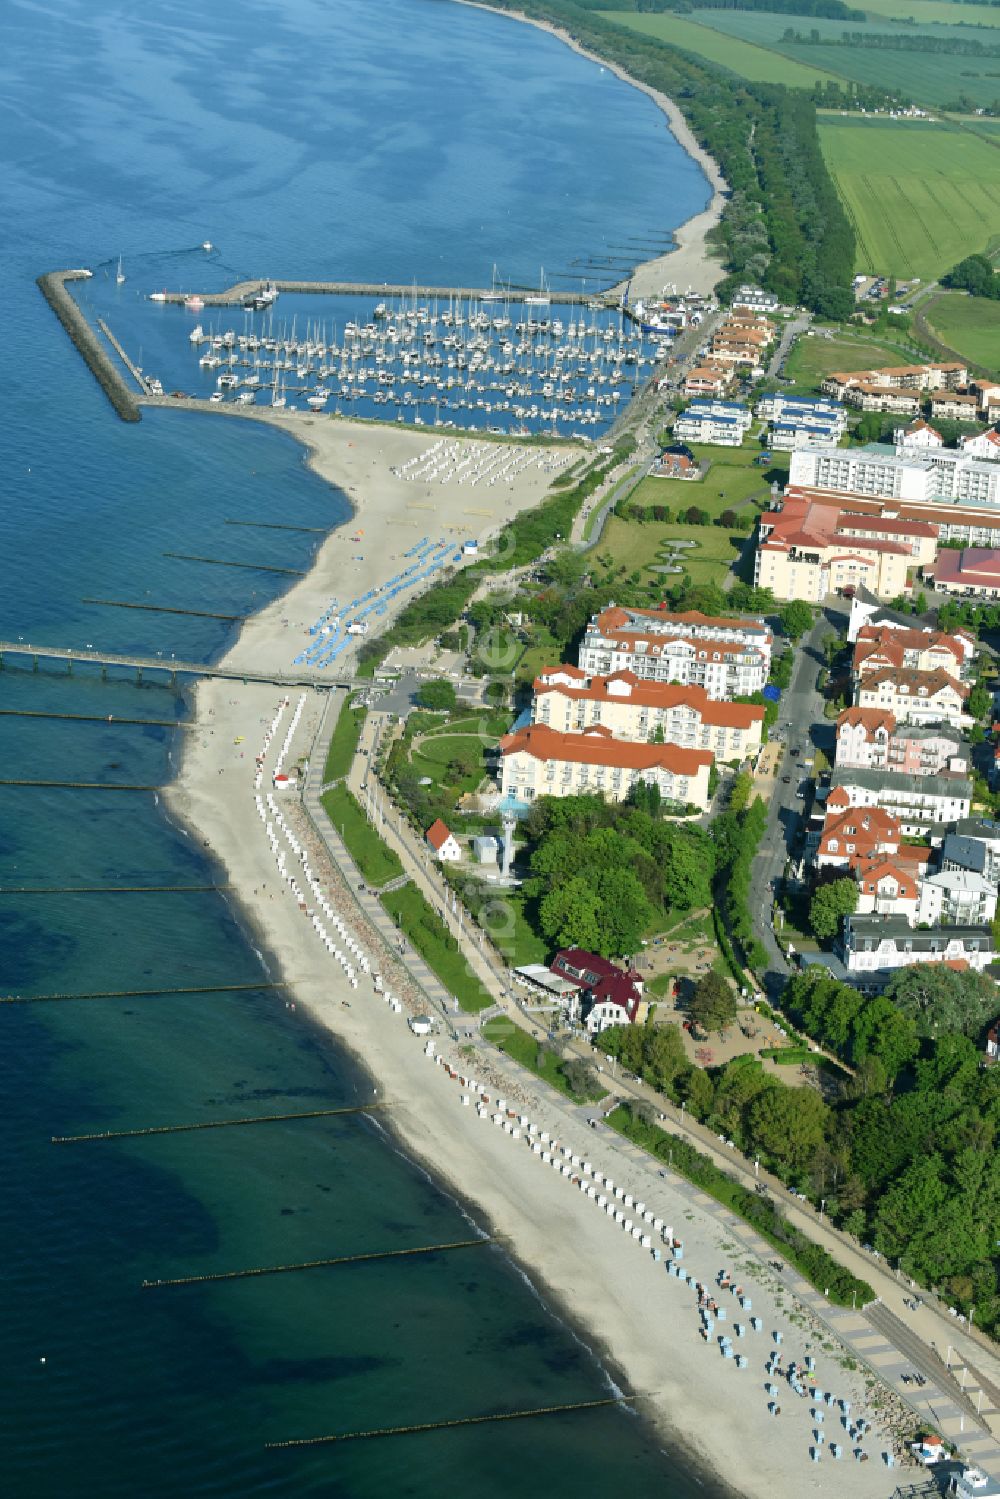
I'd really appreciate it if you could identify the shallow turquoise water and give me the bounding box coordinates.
[0,1,716,1492]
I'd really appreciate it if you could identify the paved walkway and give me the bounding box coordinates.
[300,638,1000,1477]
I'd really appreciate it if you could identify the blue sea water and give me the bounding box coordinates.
[0,1,718,1493]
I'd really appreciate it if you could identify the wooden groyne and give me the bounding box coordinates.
[142,1237,490,1289]
[37,270,141,422]
[265,1395,635,1449]
[1,980,289,1006]
[157,277,608,308]
[53,1101,384,1144]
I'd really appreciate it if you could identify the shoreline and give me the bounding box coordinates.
[452,0,728,299]
[163,406,898,1499]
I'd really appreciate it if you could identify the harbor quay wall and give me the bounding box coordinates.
[161,278,609,307]
[37,270,141,423]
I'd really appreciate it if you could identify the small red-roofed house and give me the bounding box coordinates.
[425,819,461,862]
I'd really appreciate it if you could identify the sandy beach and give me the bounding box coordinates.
[165,409,901,1498]
[455,0,728,299]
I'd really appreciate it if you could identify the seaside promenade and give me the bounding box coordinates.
[317,693,1000,1478]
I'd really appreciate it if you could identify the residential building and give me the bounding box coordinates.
[826,768,972,833]
[498,723,714,810]
[549,949,645,1035]
[756,394,846,451]
[651,449,698,480]
[852,624,971,683]
[971,381,1000,414]
[578,605,772,699]
[816,805,902,872]
[788,444,1000,509]
[683,364,731,399]
[855,667,969,728]
[917,870,997,927]
[834,708,968,777]
[929,392,980,422]
[941,819,1000,883]
[673,399,751,447]
[960,428,1000,462]
[853,859,919,921]
[894,419,943,453]
[732,286,779,312]
[425,819,461,861]
[753,491,935,602]
[841,917,994,984]
[822,362,967,398]
[932,547,1000,599]
[847,586,939,643]
[531,667,765,759]
[842,384,921,416]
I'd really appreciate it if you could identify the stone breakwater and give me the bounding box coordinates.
[37,269,141,422]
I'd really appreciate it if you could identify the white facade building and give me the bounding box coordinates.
[578,606,771,701]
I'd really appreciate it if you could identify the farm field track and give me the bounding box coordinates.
[818,117,1000,279]
[861,0,1000,25]
[922,291,1000,376]
[599,11,834,86]
[668,8,1000,107]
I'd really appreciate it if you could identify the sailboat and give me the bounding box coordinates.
[115,256,126,285]
[524,268,550,308]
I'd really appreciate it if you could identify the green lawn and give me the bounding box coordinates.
[382,884,494,1012]
[783,330,917,389]
[481,888,548,967]
[322,697,365,782]
[482,1017,606,1103]
[630,448,776,520]
[599,514,743,589]
[678,7,1000,107]
[819,117,1000,279]
[601,11,833,86]
[923,291,1000,376]
[320,784,404,886]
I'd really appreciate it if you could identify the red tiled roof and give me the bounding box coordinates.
[500,723,713,774]
[425,818,453,851]
[837,706,897,736]
[858,667,968,700]
[934,548,1000,588]
[533,668,766,729]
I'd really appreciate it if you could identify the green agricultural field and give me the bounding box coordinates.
[862,0,1000,25]
[600,12,833,86]
[682,8,1000,106]
[923,291,1000,375]
[818,118,1000,279]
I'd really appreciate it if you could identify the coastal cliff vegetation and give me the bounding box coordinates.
[492,0,857,316]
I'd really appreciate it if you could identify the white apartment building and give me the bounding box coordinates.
[855,667,969,728]
[841,916,994,985]
[916,870,998,928]
[498,723,713,811]
[826,768,972,834]
[578,606,772,700]
[531,667,764,760]
[789,445,1000,509]
[834,708,967,777]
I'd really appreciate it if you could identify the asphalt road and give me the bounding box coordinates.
[750,606,843,997]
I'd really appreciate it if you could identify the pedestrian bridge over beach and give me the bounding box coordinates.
[0,640,352,691]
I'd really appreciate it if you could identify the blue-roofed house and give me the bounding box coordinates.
[674,399,752,448]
